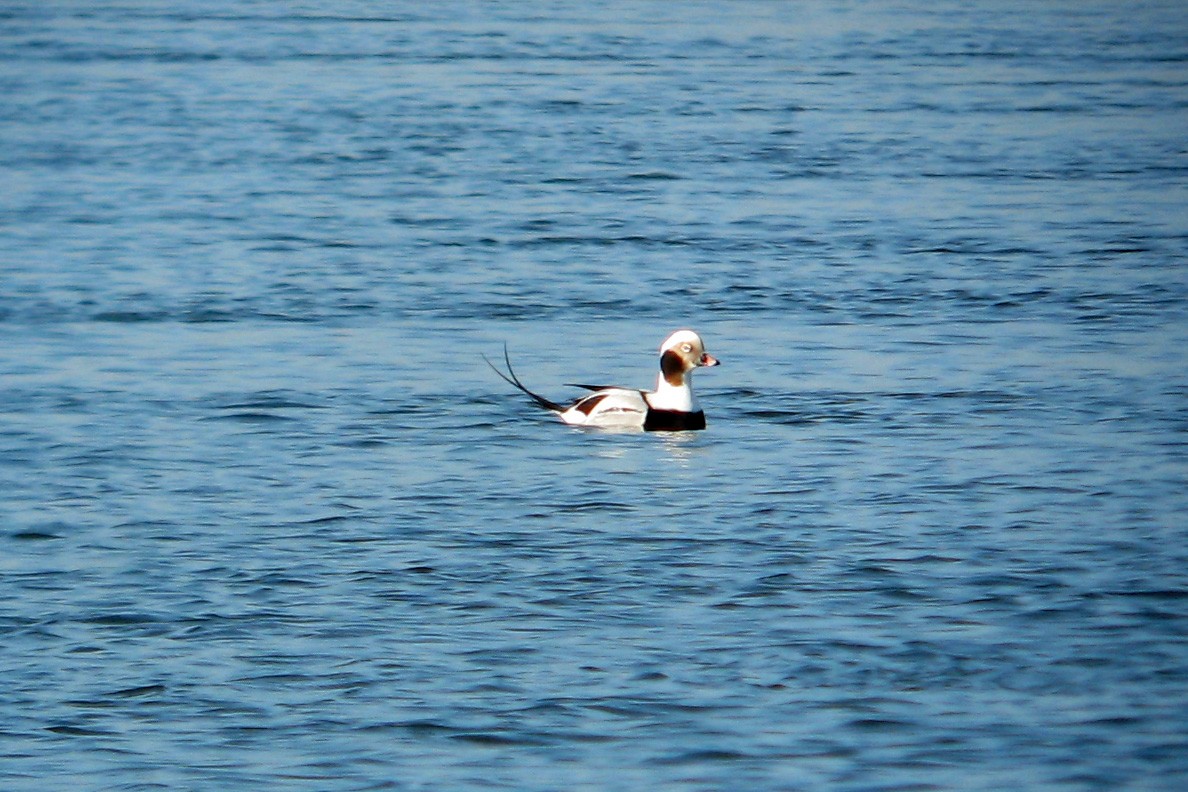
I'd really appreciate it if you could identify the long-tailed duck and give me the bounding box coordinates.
[485,329,719,431]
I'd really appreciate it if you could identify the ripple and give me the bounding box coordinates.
[1,2,1185,790]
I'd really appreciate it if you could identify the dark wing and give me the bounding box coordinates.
[564,383,623,392]
[483,345,565,413]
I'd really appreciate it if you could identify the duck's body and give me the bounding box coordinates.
[486,330,719,432]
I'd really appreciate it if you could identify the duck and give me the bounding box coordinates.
[485,329,719,431]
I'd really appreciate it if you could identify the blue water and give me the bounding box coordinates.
[2,2,1187,789]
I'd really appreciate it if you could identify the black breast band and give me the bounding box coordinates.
[643,409,706,431]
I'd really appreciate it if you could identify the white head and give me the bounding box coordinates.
[658,330,719,388]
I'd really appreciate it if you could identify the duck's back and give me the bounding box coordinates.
[559,388,648,427]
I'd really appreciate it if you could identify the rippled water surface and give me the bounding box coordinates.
[2,2,1187,790]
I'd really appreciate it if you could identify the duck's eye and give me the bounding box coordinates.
[681,343,692,352]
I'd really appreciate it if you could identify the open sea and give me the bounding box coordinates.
[2,1,1186,789]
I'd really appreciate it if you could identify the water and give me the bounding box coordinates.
[2,1,1187,789]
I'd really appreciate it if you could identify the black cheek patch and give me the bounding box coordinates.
[660,349,686,387]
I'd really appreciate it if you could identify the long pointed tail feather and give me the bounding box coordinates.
[483,345,565,413]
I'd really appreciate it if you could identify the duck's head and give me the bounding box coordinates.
[659,329,719,386]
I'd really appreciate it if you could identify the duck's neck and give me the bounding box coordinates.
[649,372,697,412]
